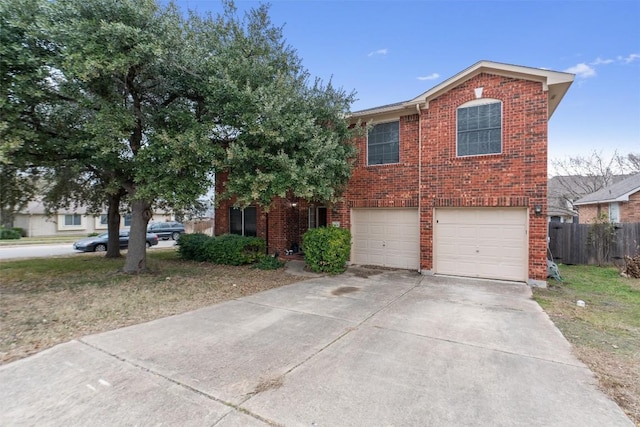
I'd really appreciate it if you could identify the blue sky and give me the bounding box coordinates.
[172,0,640,162]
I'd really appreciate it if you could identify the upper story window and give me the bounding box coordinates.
[457,100,502,157]
[368,121,399,165]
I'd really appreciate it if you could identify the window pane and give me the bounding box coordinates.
[65,214,81,226]
[368,121,399,165]
[308,207,316,228]
[123,214,131,227]
[100,214,108,225]
[457,102,501,156]
[229,208,242,235]
[244,207,257,237]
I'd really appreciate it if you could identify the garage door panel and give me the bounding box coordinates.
[435,208,527,282]
[352,209,419,270]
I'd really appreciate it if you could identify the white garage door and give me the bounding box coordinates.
[434,208,528,281]
[351,208,419,270]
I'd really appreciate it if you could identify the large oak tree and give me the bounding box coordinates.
[2,0,358,273]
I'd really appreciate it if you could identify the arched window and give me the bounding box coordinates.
[457,99,502,156]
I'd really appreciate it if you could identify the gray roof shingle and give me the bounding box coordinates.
[574,173,640,205]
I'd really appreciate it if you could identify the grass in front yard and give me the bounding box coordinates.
[533,265,640,424]
[0,250,304,365]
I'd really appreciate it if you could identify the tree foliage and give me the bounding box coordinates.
[1,0,357,273]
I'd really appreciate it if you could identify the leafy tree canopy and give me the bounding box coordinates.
[1,0,358,272]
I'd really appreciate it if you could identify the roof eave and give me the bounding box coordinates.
[575,188,640,206]
[350,60,575,121]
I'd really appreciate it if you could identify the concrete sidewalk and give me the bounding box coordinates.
[0,267,633,426]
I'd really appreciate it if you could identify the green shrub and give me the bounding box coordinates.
[0,228,21,240]
[176,233,211,261]
[203,234,265,265]
[177,233,265,265]
[302,226,351,274]
[253,254,285,270]
[87,232,99,237]
[12,227,26,237]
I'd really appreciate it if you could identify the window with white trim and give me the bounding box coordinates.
[58,213,85,231]
[64,214,82,226]
[457,100,502,156]
[609,202,620,223]
[95,214,109,229]
[368,121,399,165]
[123,214,132,227]
[229,207,257,237]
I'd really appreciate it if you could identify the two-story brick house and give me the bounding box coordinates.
[215,61,574,286]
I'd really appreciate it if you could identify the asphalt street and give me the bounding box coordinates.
[0,239,176,260]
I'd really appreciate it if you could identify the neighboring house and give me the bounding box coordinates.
[13,199,175,237]
[215,60,575,286]
[574,173,640,223]
[547,175,629,223]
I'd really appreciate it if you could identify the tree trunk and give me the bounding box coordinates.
[0,208,14,229]
[105,193,122,258]
[122,198,153,274]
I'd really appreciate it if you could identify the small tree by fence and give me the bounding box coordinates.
[548,222,640,265]
[586,213,617,266]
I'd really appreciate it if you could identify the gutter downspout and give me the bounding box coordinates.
[416,102,422,273]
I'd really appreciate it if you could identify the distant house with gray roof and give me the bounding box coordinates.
[547,175,629,223]
[13,199,176,237]
[573,173,640,223]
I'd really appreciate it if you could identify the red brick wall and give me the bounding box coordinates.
[621,192,640,222]
[423,73,548,281]
[577,204,600,224]
[214,172,312,254]
[578,192,640,224]
[335,73,549,281]
[216,72,551,282]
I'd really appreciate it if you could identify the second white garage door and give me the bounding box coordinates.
[351,208,419,270]
[434,208,528,282]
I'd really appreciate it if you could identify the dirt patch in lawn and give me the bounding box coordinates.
[0,251,304,365]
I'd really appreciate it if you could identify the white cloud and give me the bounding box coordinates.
[620,53,640,63]
[367,48,388,57]
[590,57,614,65]
[564,63,596,78]
[417,73,440,81]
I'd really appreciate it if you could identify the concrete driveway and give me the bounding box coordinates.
[0,267,633,426]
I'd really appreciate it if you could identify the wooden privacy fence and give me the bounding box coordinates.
[548,222,640,265]
[184,219,214,236]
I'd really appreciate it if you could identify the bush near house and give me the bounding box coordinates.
[0,228,21,240]
[177,233,265,265]
[303,226,351,274]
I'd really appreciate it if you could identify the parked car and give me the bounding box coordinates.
[73,230,159,252]
[147,221,185,240]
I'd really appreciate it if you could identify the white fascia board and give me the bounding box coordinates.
[408,60,574,119]
[349,60,574,122]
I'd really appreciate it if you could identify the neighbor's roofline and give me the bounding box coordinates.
[350,60,575,120]
[574,187,640,206]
